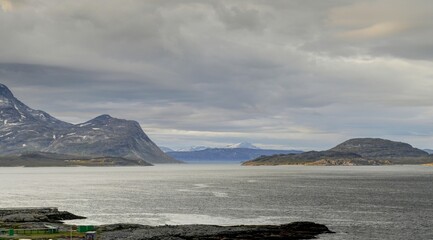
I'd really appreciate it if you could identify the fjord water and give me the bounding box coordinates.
[0,165,432,239]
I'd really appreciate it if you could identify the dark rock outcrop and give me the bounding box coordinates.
[0,208,85,223]
[0,83,179,164]
[99,222,334,240]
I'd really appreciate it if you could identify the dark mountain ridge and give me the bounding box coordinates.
[0,83,179,164]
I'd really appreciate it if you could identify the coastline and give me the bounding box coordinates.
[0,208,333,240]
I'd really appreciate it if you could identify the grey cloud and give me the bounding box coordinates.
[0,0,433,149]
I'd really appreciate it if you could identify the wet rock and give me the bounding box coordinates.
[99,221,334,240]
[0,208,85,223]
[1,213,48,222]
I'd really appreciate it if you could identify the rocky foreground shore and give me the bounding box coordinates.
[99,222,334,240]
[0,207,85,223]
[0,208,334,239]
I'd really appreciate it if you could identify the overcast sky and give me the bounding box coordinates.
[1,0,433,150]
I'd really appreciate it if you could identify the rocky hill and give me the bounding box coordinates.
[0,83,179,164]
[330,138,429,159]
[243,138,432,166]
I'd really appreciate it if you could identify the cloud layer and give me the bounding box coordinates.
[1,0,432,150]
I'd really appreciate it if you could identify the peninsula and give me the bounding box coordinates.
[243,138,433,166]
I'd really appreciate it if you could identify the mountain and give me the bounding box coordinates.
[423,149,433,154]
[176,146,208,152]
[243,138,432,166]
[159,146,174,153]
[167,148,303,163]
[225,142,259,149]
[0,84,73,154]
[330,138,429,159]
[175,142,258,152]
[45,114,178,163]
[0,83,179,164]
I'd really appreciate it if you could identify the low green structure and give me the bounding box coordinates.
[78,225,95,233]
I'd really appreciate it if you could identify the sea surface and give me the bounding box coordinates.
[0,164,432,239]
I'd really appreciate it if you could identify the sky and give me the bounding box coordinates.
[1,0,433,150]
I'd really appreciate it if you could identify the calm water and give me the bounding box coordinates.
[0,165,432,239]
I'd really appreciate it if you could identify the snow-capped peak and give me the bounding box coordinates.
[177,146,208,152]
[225,142,259,149]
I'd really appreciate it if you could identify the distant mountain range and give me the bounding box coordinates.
[166,143,302,163]
[225,142,259,149]
[243,138,433,166]
[175,146,209,152]
[0,83,179,166]
[163,142,261,153]
[423,149,433,154]
[159,146,175,153]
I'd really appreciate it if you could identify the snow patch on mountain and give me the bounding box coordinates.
[225,142,260,149]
